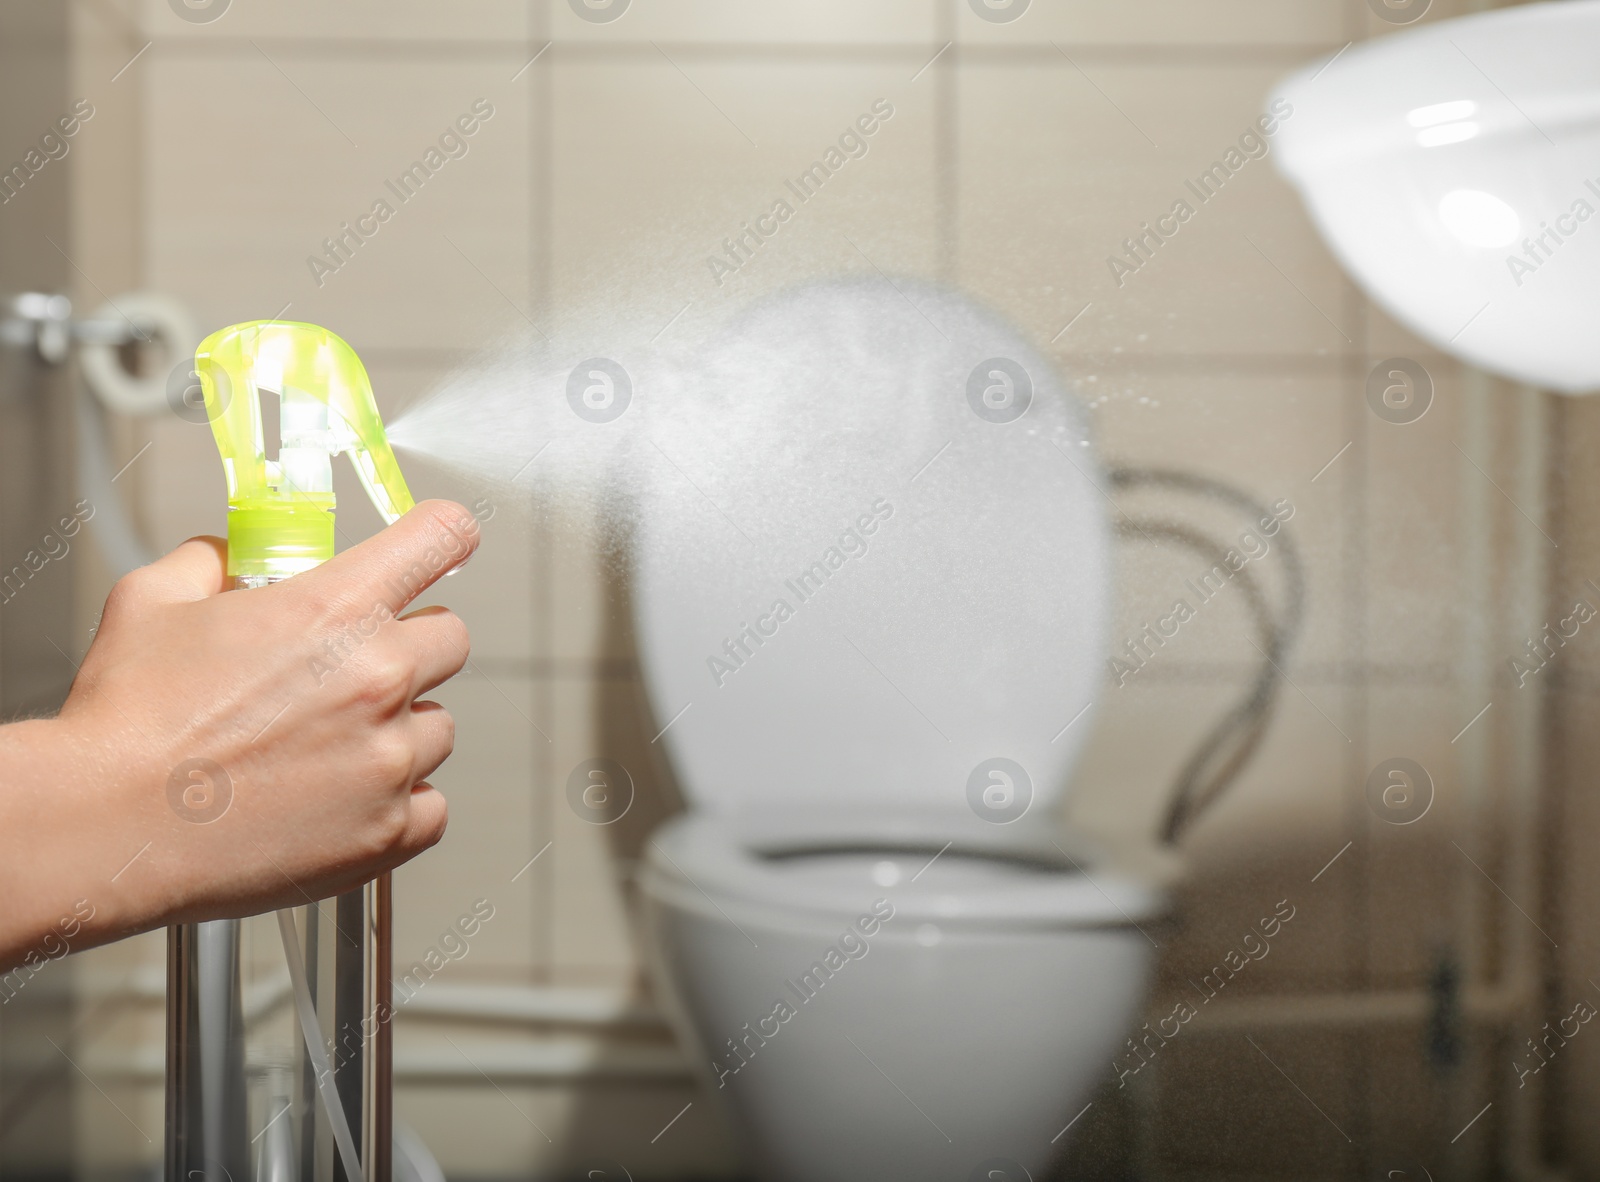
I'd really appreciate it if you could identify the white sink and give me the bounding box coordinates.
[1271,0,1600,393]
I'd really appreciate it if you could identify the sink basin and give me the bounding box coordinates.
[1271,0,1600,392]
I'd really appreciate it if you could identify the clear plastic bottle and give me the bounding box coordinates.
[169,321,416,1182]
[166,572,391,1182]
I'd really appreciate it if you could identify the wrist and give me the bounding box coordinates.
[0,715,169,961]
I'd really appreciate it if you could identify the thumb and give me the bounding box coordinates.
[300,501,482,617]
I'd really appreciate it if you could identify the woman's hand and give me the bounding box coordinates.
[0,500,479,970]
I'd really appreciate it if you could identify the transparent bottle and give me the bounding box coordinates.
[167,321,417,1182]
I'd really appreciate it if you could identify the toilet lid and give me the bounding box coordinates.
[632,278,1110,818]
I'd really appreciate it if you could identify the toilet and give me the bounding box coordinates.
[630,279,1172,1182]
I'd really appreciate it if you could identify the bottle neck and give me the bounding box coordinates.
[226,502,335,580]
[232,574,286,590]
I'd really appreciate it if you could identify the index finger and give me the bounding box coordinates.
[304,500,481,616]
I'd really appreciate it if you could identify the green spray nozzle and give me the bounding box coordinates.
[196,321,414,578]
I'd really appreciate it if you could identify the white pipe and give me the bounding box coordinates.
[1454,364,1497,1182]
[393,981,662,1027]
[86,973,669,1033]
[76,292,196,417]
[1504,383,1553,1182]
[1173,979,1535,1033]
[80,1039,694,1084]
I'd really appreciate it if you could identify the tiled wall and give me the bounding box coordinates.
[43,0,1586,1178]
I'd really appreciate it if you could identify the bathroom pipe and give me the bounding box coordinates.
[101,972,669,1033]
[76,293,197,417]
[5,291,208,579]
[1499,384,1555,1182]
[86,1035,697,1084]
[1181,980,1533,1033]
[0,291,172,576]
[1106,467,1307,842]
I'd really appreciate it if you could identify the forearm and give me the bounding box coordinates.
[0,717,161,973]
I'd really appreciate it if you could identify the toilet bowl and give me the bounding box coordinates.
[629,278,1170,1181]
[639,811,1167,1182]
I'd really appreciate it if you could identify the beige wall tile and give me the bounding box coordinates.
[1086,369,1347,673]
[1070,678,1350,852]
[143,54,530,351]
[406,493,538,664]
[392,673,541,974]
[71,5,142,301]
[542,496,632,663]
[547,56,940,349]
[1361,684,1477,987]
[1364,360,1468,668]
[958,60,1354,358]
[396,1079,739,1179]
[394,1081,581,1178]
[547,676,647,981]
[554,1084,740,1178]
[1154,1028,1356,1175]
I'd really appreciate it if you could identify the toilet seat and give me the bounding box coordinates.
[631,278,1112,819]
[642,811,1171,930]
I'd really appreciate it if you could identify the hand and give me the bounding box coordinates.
[0,500,478,964]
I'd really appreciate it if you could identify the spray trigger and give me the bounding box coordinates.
[195,320,416,578]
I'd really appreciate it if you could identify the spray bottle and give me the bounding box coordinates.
[167,320,415,1182]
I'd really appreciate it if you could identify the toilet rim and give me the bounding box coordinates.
[639,810,1175,929]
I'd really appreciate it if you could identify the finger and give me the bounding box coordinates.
[409,701,456,784]
[130,536,229,602]
[396,606,471,696]
[302,500,482,618]
[397,782,449,856]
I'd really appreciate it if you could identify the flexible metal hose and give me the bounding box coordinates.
[1107,467,1306,844]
